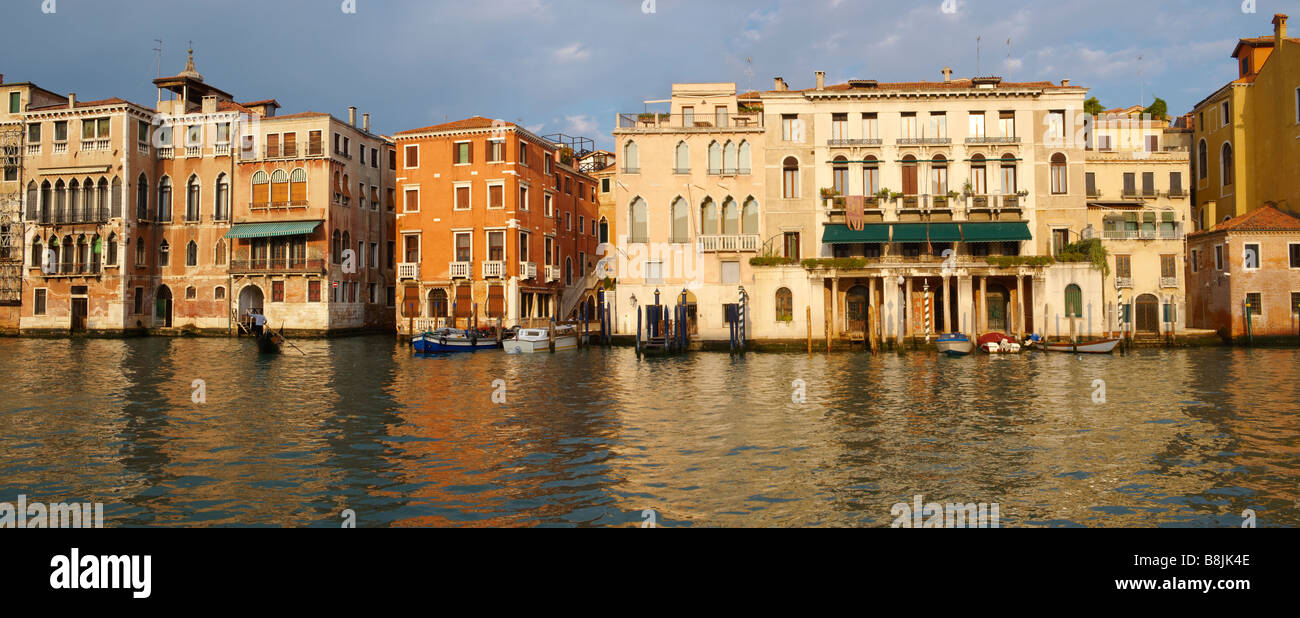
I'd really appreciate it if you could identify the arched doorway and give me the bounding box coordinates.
[427,288,448,319]
[985,283,1009,332]
[238,284,264,323]
[1135,293,1160,334]
[155,285,173,328]
[846,284,869,336]
[584,295,596,322]
[681,290,699,335]
[598,217,609,245]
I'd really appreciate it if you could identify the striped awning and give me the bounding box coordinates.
[225,220,323,239]
[961,221,1032,242]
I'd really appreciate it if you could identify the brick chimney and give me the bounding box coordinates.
[1061,78,1071,87]
[68,93,76,109]
[773,77,787,91]
[348,106,357,126]
[942,66,953,82]
[815,71,825,90]
[1274,13,1288,45]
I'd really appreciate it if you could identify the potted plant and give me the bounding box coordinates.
[962,180,974,198]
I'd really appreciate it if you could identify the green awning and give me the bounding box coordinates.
[961,221,1032,242]
[225,220,323,239]
[928,223,962,242]
[891,223,930,242]
[822,223,890,243]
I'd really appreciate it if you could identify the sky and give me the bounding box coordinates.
[4,0,1287,149]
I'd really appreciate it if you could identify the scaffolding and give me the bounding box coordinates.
[542,132,595,170]
[0,124,22,305]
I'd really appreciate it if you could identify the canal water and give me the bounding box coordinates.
[0,336,1296,527]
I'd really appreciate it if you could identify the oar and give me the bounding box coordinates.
[280,323,307,355]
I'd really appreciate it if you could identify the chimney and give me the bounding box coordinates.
[348,106,357,126]
[942,66,953,83]
[815,71,825,90]
[363,113,370,132]
[68,93,76,109]
[1061,78,1071,87]
[773,77,787,91]
[202,95,217,115]
[1275,13,1288,45]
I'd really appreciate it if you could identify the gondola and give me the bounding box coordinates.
[257,329,285,354]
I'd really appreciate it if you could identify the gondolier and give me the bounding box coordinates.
[251,311,267,338]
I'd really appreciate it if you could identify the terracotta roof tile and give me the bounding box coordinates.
[394,116,514,136]
[1191,205,1300,236]
[27,97,151,111]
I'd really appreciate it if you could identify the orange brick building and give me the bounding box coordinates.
[392,117,600,333]
[1186,206,1300,340]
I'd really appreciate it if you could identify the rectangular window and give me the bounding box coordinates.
[133,287,143,314]
[454,184,470,210]
[29,122,42,143]
[454,141,471,164]
[601,178,610,193]
[519,231,530,263]
[831,113,847,140]
[1214,244,1224,270]
[544,194,553,217]
[545,237,554,266]
[1169,172,1183,196]
[519,185,529,211]
[1052,229,1070,256]
[518,141,528,166]
[1289,243,1300,268]
[968,112,985,138]
[1245,292,1261,316]
[1145,135,1159,152]
[998,111,1015,138]
[387,286,396,308]
[715,105,728,127]
[34,289,46,315]
[645,261,663,283]
[929,112,947,139]
[455,232,471,262]
[1142,172,1155,197]
[404,188,419,212]
[1047,110,1065,139]
[404,144,418,168]
[309,280,321,302]
[1244,243,1260,270]
[783,232,800,260]
[389,149,397,170]
[721,260,740,284]
[565,212,572,231]
[370,148,378,168]
[1085,172,1097,196]
[1191,249,1200,273]
[1123,173,1137,196]
[1292,292,1300,315]
[487,230,505,262]
[1295,87,1300,124]
[488,183,504,209]
[8,91,19,113]
[272,280,285,303]
[309,130,323,155]
[1116,254,1131,278]
[54,121,68,142]
[900,113,917,138]
[862,113,878,140]
[488,139,505,163]
[1221,101,1231,127]
[781,114,799,141]
[1161,254,1177,279]
[404,234,421,263]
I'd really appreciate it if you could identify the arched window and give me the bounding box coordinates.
[723,141,738,173]
[832,156,848,194]
[930,154,948,195]
[136,174,148,221]
[214,239,226,265]
[186,240,198,266]
[708,141,722,173]
[863,156,880,195]
[39,181,52,223]
[31,238,42,268]
[60,236,72,271]
[1221,143,1233,186]
[738,141,751,173]
[68,179,82,222]
[901,155,918,195]
[111,177,122,219]
[158,240,170,267]
[623,141,639,171]
[782,156,799,198]
[215,286,226,300]
[215,173,230,221]
[628,197,648,242]
[1197,139,1208,180]
[1050,153,1067,194]
[341,232,350,263]
[999,154,1017,194]
[701,197,718,235]
[332,230,341,263]
[106,233,118,266]
[670,197,689,243]
[186,175,201,222]
[157,176,172,222]
[1064,284,1082,317]
[26,181,38,221]
[742,198,759,235]
[53,179,66,223]
[290,168,307,204]
[428,289,448,318]
[775,287,793,323]
[674,141,689,173]
[252,170,270,207]
[97,178,109,220]
[75,235,88,272]
[722,197,739,235]
[970,154,987,195]
[135,237,144,266]
[271,169,289,205]
[598,217,609,245]
[48,236,60,271]
[89,234,101,272]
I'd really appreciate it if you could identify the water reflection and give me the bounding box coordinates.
[0,336,1295,527]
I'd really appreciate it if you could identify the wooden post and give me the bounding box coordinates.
[825,302,831,353]
[806,306,812,355]
[549,317,556,352]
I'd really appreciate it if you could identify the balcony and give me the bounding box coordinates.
[1116,277,1134,288]
[519,261,537,279]
[53,142,68,154]
[397,262,420,280]
[184,146,202,157]
[828,138,883,147]
[229,258,326,275]
[265,145,299,160]
[137,142,149,155]
[40,207,110,225]
[1167,189,1186,199]
[449,261,471,279]
[214,143,231,157]
[897,137,951,145]
[26,144,40,156]
[482,261,505,278]
[965,136,1020,145]
[158,147,174,159]
[43,263,103,278]
[545,265,561,282]
[1159,277,1179,289]
[707,167,751,176]
[616,112,764,131]
[698,234,760,252]
[80,139,110,151]
[249,201,310,212]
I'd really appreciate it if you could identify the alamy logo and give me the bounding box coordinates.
[0,495,104,528]
[50,548,151,599]
[890,494,1000,528]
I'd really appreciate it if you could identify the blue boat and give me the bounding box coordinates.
[411,329,500,353]
[936,333,973,357]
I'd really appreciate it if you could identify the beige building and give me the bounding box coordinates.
[1085,113,1193,335]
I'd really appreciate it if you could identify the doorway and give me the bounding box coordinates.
[846,284,869,335]
[155,286,173,328]
[985,283,1009,332]
[71,298,87,332]
[1136,294,1160,334]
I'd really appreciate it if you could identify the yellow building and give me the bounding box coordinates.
[1192,13,1300,229]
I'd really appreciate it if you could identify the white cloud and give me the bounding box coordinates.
[564,115,597,135]
[552,43,591,63]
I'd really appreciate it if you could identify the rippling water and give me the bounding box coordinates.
[0,336,1296,527]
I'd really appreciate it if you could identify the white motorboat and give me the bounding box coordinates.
[503,326,578,354]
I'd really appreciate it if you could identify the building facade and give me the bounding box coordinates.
[1185,206,1300,339]
[392,117,600,334]
[1191,13,1300,228]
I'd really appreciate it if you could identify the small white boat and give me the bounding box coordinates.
[1043,338,1121,354]
[981,340,1021,354]
[503,326,578,354]
[936,333,973,356]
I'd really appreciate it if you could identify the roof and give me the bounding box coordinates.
[1189,206,1300,237]
[26,97,152,112]
[1231,35,1300,58]
[394,116,516,136]
[240,99,279,108]
[762,77,1071,96]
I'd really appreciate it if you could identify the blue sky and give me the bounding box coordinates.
[4,0,1287,148]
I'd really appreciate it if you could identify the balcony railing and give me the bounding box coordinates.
[249,201,310,211]
[26,144,40,155]
[397,262,420,280]
[158,147,173,159]
[53,142,68,154]
[265,145,299,159]
[137,142,150,155]
[965,136,1020,145]
[519,261,537,279]
[45,263,103,277]
[80,139,110,151]
[229,258,326,274]
[545,265,561,282]
[698,234,760,252]
[482,261,505,278]
[184,146,202,157]
[1116,277,1133,288]
[616,112,764,130]
[214,143,231,156]
[1159,276,1179,289]
[897,137,951,145]
[828,138,883,146]
[1167,189,1186,198]
[449,261,471,278]
[622,167,640,174]
[41,207,110,225]
[707,167,751,176]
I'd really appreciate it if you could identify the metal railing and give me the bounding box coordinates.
[897,137,951,145]
[698,234,760,252]
[41,207,110,224]
[828,138,883,146]
[249,201,310,211]
[228,258,326,274]
[616,112,764,130]
[965,136,1020,144]
[265,144,299,159]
